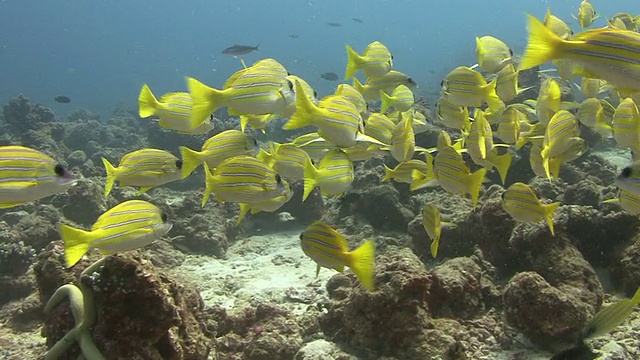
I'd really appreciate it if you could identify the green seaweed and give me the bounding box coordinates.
[43,257,106,360]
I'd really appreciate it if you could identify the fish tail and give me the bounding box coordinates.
[138,84,159,118]
[187,76,224,129]
[543,202,560,236]
[352,77,365,94]
[484,77,505,113]
[58,223,91,268]
[237,203,250,225]
[475,37,486,69]
[631,287,640,305]
[348,240,376,291]
[239,115,250,133]
[283,81,315,130]
[202,165,215,207]
[179,146,202,179]
[491,151,513,185]
[101,157,118,197]
[430,237,440,258]
[302,157,318,201]
[345,44,363,80]
[520,14,563,71]
[466,168,487,208]
[382,164,394,182]
[380,90,393,113]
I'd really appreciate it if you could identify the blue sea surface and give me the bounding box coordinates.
[0,0,635,118]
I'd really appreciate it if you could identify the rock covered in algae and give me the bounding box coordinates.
[611,236,640,296]
[35,247,211,359]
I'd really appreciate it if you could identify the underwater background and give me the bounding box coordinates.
[0,0,640,360]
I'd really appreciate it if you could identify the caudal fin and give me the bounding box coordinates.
[138,84,159,118]
[490,150,513,185]
[58,223,92,268]
[179,146,203,179]
[283,81,316,130]
[348,240,375,291]
[380,90,393,113]
[302,158,319,201]
[344,44,363,80]
[466,168,487,208]
[187,77,225,129]
[237,203,251,225]
[382,164,394,182]
[543,202,560,236]
[202,166,215,207]
[101,157,118,197]
[519,14,563,71]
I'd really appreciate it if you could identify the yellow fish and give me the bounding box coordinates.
[475,35,513,73]
[353,70,417,100]
[573,0,598,29]
[380,85,414,113]
[302,149,354,201]
[441,66,504,113]
[236,183,293,225]
[345,41,393,79]
[434,145,486,208]
[422,204,453,258]
[502,182,560,235]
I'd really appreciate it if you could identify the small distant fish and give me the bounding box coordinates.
[326,22,342,27]
[320,72,339,81]
[289,34,299,39]
[221,44,260,56]
[54,96,71,103]
[351,18,363,23]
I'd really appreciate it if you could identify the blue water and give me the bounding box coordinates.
[0,0,636,118]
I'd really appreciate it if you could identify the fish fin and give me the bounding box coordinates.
[430,237,440,258]
[239,115,249,133]
[352,77,365,94]
[484,78,504,113]
[489,150,513,185]
[344,44,363,80]
[520,14,564,71]
[179,146,202,179]
[187,77,224,129]
[466,168,487,208]
[237,203,251,225]
[58,223,91,268]
[355,132,385,146]
[101,157,117,197]
[137,186,152,195]
[382,164,394,182]
[348,240,375,291]
[543,202,560,236]
[283,81,315,130]
[302,158,318,201]
[202,166,215,207]
[380,90,393,113]
[315,264,321,278]
[138,84,159,118]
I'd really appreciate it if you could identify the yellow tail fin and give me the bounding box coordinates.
[349,240,375,290]
[179,146,203,179]
[430,237,440,258]
[58,223,92,268]
[490,150,513,185]
[382,164,394,182]
[302,158,319,201]
[101,157,118,197]
[484,78,505,114]
[543,202,560,236]
[344,44,363,80]
[187,77,225,129]
[202,166,215,207]
[239,115,249,133]
[380,90,393,113]
[138,84,159,118]
[520,14,563,71]
[352,77,365,94]
[283,81,316,130]
[466,168,487,208]
[237,203,251,225]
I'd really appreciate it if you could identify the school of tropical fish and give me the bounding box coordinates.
[1,0,639,350]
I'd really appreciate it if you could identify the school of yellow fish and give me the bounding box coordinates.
[0,0,638,337]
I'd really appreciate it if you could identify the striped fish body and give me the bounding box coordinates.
[380,85,414,113]
[345,41,392,80]
[422,204,443,258]
[0,146,77,208]
[383,159,431,184]
[237,183,293,224]
[102,149,181,196]
[353,70,416,100]
[364,113,395,145]
[581,287,640,339]
[543,110,581,159]
[303,150,354,200]
[292,133,331,162]
[434,145,486,207]
[495,63,529,102]
[502,182,559,235]
[618,190,640,215]
[536,78,561,126]
[272,143,311,181]
[616,161,640,197]
[442,66,493,107]
[496,106,524,144]
[476,35,513,73]
[335,84,367,115]
[544,9,572,39]
[203,156,286,205]
[239,113,274,133]
[390,117,415,162]
[467,109,493,163]
[576,0,597,29]
[59,200,172,267]
[612,98,640,149]
[157,92,214,134]
[343,144,386,162]
[224,59,289,90]
[436,97,471,131]
[529,142,548,178]
[577,98,604,128]
[580,77,602,98]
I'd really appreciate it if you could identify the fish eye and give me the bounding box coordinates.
[621,166,633,178]
[175,159,183,169]
[275,173,282,183]
[161,212,168,223]
[408,77,415,84]
[440,80,444,87]
[313,90,318,98]
[287,71,291,76]
[54,164,66,176]
[299,233,304,241]
[287,80,294,90]
[501,191,506,200]
[509,49,514,56]
[390,54,394,60]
